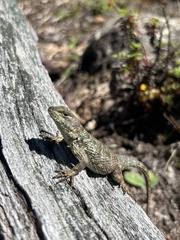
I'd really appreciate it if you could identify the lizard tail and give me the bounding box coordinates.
[119,155,151,215]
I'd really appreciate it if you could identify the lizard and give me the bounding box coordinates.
[40,105,151,215]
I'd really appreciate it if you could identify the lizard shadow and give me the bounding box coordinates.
[26,137,107,180]
[26,138,78,168]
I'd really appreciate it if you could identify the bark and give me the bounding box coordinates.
[0,0,165,239]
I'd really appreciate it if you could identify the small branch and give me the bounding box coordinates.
[164,143,180,171]
[164,113,180,133]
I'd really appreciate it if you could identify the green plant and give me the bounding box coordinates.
[67,36,78,50]
[56,7,72,21]
[112,6,180,110]
[124,170,158,188]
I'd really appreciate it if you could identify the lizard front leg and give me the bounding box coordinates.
[40,130,63,143]
[40,130,87,185]
[53,162,87,185]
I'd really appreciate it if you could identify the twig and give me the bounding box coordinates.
[178,0,180,13]
[164,113,180,170]
[164,143,180,170]
[162,3,171,68]
[164,113,180,133]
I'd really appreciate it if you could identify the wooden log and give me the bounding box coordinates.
[0,0,165,239]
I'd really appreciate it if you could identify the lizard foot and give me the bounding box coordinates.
[40,130,63,143]
[111,170,136,201]
[53,169,77,185]
[120,183,136,201]
[53,163,86,185]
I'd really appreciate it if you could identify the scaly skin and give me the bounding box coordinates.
[41,105,151,215]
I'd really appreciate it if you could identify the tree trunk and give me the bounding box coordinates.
[0,0,165,239]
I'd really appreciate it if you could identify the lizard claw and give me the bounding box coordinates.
[40,130,63,143]
[53,169,76,180]
[53,169,76,186]
[119,183,136,201]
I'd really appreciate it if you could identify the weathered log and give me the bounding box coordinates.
[0,0,165,239]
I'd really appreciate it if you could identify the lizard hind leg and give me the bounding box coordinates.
[111,169,136,201]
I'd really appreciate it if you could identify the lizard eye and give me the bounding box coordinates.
[63,113,68,117]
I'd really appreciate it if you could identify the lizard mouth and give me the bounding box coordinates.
[48,106,68,115]
[48,106,63,122]
[48,106,57,118]
[48,106,56,112]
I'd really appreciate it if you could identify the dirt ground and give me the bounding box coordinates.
[18,1,180,239]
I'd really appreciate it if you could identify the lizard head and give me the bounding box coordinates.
[48,106,82,141]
